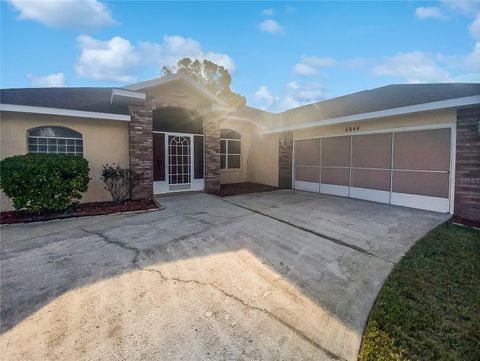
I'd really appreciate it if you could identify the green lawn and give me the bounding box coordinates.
[359,222,480,361]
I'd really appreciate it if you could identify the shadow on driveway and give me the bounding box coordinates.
[0,191,448,361]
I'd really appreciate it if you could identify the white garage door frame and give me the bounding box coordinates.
[293,122,456,214]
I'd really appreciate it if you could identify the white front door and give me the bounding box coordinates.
[167,134,193,191]
[153,132,205,194]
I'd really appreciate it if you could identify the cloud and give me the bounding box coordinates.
[259,19,283,34]
[75,34,235,83]
[293,55,336,76]
[469,13,480,40]
[75,35,140,82]
[255,85,274,107]
[285,81,325,103]
[254,81,326,111]
[441,0,480,15]
[27,72,66,87]
[373,51,452,83]
[415,7,447,20]
[465,41,480,70]
[293,63,319,76]
[140,35,235,72]
[439,1,480,41]
[262,8,274,16]
[277,81,327,110]
[7,0,116,30]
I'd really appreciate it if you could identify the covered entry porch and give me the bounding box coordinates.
[124,74,281,199]
[152,107,205,194]
[125,74,230,199]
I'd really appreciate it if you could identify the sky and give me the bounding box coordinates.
[1,0,479,112]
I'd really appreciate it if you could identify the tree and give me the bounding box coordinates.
[163,58,246,107]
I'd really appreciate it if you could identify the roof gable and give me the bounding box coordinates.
[124,73,228,106]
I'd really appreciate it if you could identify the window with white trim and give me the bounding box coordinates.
[220,129,241,169]
[27,126,83,156]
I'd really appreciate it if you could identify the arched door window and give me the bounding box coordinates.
[27,126,83,156]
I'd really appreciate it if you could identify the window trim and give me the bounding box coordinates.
[220,137,242,170]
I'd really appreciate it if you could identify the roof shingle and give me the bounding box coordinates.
[0,87,129,115]
[1,83,478,127]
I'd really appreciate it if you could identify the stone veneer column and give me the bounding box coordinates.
[129,105,153,200]
[454,106,480,222]
[204,114,221,193]
[278,131,293,189]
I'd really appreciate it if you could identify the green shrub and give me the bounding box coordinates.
[101,163,140,204]
[0,154,90,212]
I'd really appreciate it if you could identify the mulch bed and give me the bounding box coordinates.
[214,182,280,197]
[0,198,159,225]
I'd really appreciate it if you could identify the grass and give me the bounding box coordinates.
[359,222,480,361]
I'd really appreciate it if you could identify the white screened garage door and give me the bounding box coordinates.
[294,127,452,213]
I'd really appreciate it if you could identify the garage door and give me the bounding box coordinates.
[350,132,392,204]
[294,127,452,213]
[391,128,451,212]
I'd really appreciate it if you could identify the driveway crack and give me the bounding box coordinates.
[142,267,345,361]
[81,228,141,267]
[222,199,394,264]
[81,227,344,361]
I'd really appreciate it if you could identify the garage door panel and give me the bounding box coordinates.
[392,171,449,198]
[393,128,451,171]
[322,136,350,167]
[295,139,320,166]
[295,166,320,182]
[351,133,392,169]
[294,126,451,214]
[321,167,349,186]
[351,168,391,191]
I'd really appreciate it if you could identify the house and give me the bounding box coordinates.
[1,74,479,222]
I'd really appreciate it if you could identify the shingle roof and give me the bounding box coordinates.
[0,87,129,115]
[280,83,480,127]
[1,83,478,127]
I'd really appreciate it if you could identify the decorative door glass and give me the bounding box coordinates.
[168,135,191,184]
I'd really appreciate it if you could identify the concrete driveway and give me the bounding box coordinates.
[0,190,448,361]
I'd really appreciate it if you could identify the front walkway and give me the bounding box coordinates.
[0,191,448,361]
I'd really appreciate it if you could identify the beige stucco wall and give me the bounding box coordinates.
[219,119,279,187]
[293,109,456,140]
[1,111,129,211]
[247,131,279,187]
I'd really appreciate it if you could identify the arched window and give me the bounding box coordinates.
[27,126,83,156]
[220,129,241,169]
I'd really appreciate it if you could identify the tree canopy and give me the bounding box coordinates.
[163,58,246,107]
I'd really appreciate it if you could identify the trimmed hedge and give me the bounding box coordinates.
[0,154,90,212]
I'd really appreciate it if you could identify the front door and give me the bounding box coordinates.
[168,134,192,190]
[153,131,204,194]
